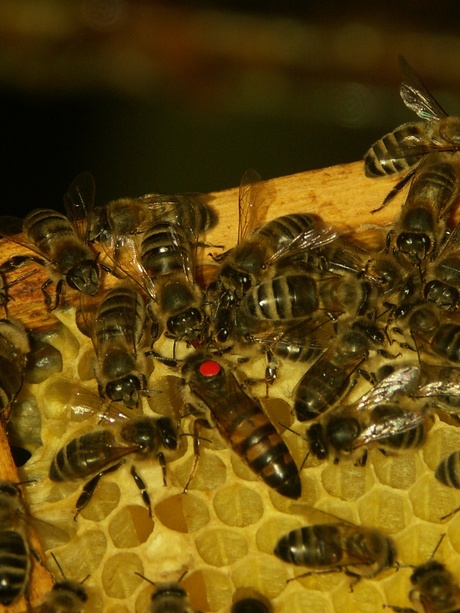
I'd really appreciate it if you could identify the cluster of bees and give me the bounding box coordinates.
[1,55,460,612]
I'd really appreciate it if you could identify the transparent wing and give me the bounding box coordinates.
[53,379,134,423]
[265,224,338,268]
[63,171,96,242]
[238,169,268,244]
[102,235,157,301]
[352,409,426,449]
[353,366,421,413]
[399,55,449,121]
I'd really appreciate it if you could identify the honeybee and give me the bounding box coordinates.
[274,521,397,580]
[82,282,148,408]
[36,553,88,613]
[0,318,30,418]
[307,366,427,463]
[182,352,301,499]
[49,396,178,517]
[234,266,375,340]
[435,450,460,491]
[385,560,460,613]
[424,221,460,310]
[214,169,336,299]
[364,55,460,205]
[231,587,273,613]
[293,318,387,422]
[390,152,460,266]
[89,191,217,243]
[136,571,201,613]
[0,481,31,606]
[0,171,100,309]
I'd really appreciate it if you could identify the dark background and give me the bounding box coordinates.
[2,0,460,215]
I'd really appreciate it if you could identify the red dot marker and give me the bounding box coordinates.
[199,360,221,377]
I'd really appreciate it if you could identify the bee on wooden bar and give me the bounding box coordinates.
[0,171,100,310]
[364,55,460,207]
[89,191,217,243]
[390,152,460,266]
[182,352,301,499]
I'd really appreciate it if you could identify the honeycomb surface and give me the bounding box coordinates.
[6,300,460,613]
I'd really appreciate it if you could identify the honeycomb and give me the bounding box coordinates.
[1,161,460,612]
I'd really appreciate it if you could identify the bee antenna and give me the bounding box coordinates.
[431,533,446,558]
[14,478,37,487]
[134,571,156,586]
[50,552,67,580]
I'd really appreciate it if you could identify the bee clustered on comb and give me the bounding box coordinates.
[1,56,460,613]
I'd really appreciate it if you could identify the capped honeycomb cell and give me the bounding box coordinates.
[108,505,155,548]
[155,493,211,532]
[101,552,144,599]
[174,450,227,491]
[213,484,264,527]
[80,481,121,522]
[195,528,248,566]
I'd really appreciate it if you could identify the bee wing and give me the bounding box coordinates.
[436,221,460,258]
[0,215,47,259]
[352,409,426,449]
[264,224,338,267]
[353,366,421,413]
[140,192,211,238]
[63,171,96,241]
[399,55,449,121]
[102,235,157,301]
[58,379,133,424]
[238,169,268,244]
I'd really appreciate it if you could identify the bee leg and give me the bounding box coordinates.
[156,451,168,487]
[440,505,460,521]
[286,568,343,583]
[74,460,125,520]
[51,279,64,311]
[183,418,213,493]
[382,606,417,613]
[0,254,47,272]
[130,465,152,517]
[40,278,55,312]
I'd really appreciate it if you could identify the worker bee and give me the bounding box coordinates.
[135,570,201,613]
[0,171,100,309]
[389,561,460,613]
[307,366,427,463]
[111,217,205,344]
[293,317,387,422]
[274,521,397,580]
[214,169,336,299]
[82,281,148,408]
[424,221,460,310]
[49,408,178,517]
[0,318,30,418]
[435,450,460,490]
[364,55,460,205]
[0,481,31,606]
[36,553,88,613]
[182,352,301,499]
[389,152,460,266]
[89,190,217,243]
[231,587,273,613]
